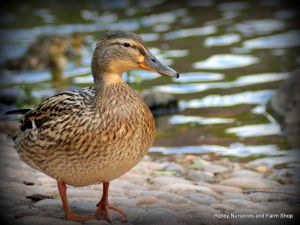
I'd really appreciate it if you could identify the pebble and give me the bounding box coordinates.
[202,164,229,174]
[133,208,178,225]
[34,199,62,208]
[210,203,235,211]
[160,183,222,199]
[14,216,81,225]
[259,201,295,213]
[163,162,185,174]
[84,220,110,225]
[151,222,187,225]
[208,184,243,193]
[150,175,191,187]
[248,192,292,202]
[223,192,250,200]
[185,171,214,182]
[0,134,298,225]
[179,206,217,225]
[151,191,194,205]
[220,177,274,190]
[223,199,267,212]
[122,207,146,221]
[231,169,263,178]
[185,192,218,205]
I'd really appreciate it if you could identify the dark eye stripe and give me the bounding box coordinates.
[109,42,146,56]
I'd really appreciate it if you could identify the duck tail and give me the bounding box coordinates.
[5,109,31,115]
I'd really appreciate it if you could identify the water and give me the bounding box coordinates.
[0,0,299,165]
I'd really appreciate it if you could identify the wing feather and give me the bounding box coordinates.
[20,87,95,131]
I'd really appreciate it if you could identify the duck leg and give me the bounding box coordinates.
[57,181,95,223]
[95,182,128,222]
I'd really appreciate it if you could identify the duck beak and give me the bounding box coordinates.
[139,53,179,78]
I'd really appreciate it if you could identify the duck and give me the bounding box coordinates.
[3,32,87,71]
[7,31,179,223]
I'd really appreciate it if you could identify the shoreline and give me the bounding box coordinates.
[0,132,299,225]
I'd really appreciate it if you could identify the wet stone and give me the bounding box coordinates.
[160,183,221,199]
[231,169,264,178]
[185,171,214,182]
[151,222,188,225]
[248,192,293,202]
[185,192,218,205]
[14,216,81,225]
[210,203,235,211]
[122,207,146,221]
[133,208,178,225]
[163,162,185,174]
[34,199,62,209]
[223,199,267,212]
[220,177,274,190]
[223,192,250,200]
[202,164,229,174]
[84,220,110,225]
[209,184,243,193]
[150,175,191,187]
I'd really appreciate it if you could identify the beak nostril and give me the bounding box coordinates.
[151,58,157,63]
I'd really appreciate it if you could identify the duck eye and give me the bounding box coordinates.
[123,43,131,47]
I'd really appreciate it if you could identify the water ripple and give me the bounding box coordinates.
[180,90,275,108]
[193,54,259,70]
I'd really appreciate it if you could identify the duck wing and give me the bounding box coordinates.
[18,87,95,132]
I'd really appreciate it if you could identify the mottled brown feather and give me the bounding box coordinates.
[14,83,155,187]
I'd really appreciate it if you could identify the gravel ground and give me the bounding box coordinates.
[0,133,299,225]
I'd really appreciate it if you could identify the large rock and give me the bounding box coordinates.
[133,208,178,225]
[220,177,276,190]
[267,68,300,147]
[140,90,179,117]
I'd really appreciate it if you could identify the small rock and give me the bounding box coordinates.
[34,199,62,208]
[137,196,158,205]
[151,222,187,225]
[223,192,250,201]
[259,201,295,213]
[255,165,272,174]
[248,192,292,202]
[179,206,218,225]
[14,216,80,225]
[163,162,185,174]
[210,203,235,212]
[185,171,214,182]
[84,220,110,225]
[141,191,194,205]
[150,175,191,187]
[160,183,222,199]
[122,207,146,221]
[69,199,96,214]
[209,184,242,193]
[231,170,263,178]
[223,199,267,212]
[185,192,218,205]
[110,196,138,208]
[26,193,53,202]
[133,208,178,225]
[111,221,133,225]
[220,177,274,190]
[203,164,228,174]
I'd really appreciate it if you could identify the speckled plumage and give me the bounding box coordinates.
[11,31,178,222]
[14,83,155,187]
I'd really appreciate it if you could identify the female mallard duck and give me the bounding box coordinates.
[9,31,178,223]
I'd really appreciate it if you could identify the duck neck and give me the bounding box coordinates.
[93,71,124,96]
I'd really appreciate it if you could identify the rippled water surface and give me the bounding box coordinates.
[0,0,299,166]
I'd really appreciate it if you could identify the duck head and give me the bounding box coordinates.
[92,31,179,84]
